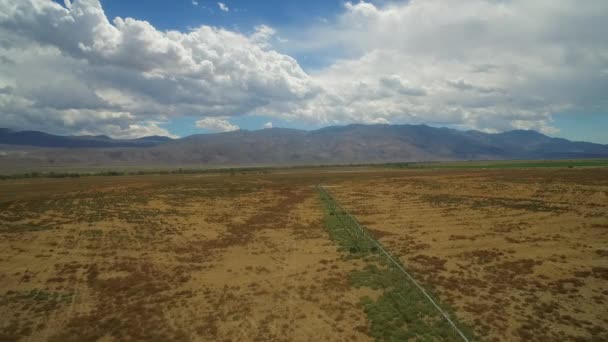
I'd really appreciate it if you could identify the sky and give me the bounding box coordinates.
[0,0,606,143]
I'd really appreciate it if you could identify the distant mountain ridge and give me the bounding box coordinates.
[0,124,607,170]
[0,128,172,148]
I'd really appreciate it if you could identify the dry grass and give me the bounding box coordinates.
[0,172,374,341]
[1,167,606,341]
[328,168,608,341]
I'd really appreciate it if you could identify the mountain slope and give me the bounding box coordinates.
[0,129,172,148]
[0,124,606,170]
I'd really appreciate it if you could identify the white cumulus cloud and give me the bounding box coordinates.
[0,0,606,138]
[263,122,273,129]
[0,0,314,137]
[278,0,608,134]
[196,117,239,132]
[217,2,229,12]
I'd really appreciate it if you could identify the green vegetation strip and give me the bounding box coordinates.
[318,186,473,342]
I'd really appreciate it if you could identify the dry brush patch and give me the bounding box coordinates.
[329,168,608,341]
[0,173,372,341]
[3,167,607,341]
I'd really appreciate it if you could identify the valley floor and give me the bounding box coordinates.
[0,167,606,341]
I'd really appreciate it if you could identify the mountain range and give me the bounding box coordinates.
[0,128,172,148]
[1,124,607,171]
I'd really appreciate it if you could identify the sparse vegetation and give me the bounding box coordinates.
[327,167,608,340]
[2,158,606,180]
[0,171,372,340]
[319,187,473,341]
[0,167,606,340]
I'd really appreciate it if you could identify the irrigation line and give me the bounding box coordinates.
[318,185,470,342]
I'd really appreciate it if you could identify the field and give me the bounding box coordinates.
[328,168,608,341]
[1,166,607,341]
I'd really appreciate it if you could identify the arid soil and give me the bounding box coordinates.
[329,168,608,341]
[0,173,374,341]
[1,167,606,341]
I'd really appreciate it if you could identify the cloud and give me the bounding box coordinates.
[280,0,608,134]
[0,56,13,65]
[263,121,273,129]
[250,25,276,48]
[192,1,198,6]
[81,121,178,139]
[446,79,503,94]
[217,2,229,12]
[379,75,426,96]
[0,0,606,138]
[0,85,12,94]
[196,117,239,132]
[0,0,314,138]
[446,79,475,91]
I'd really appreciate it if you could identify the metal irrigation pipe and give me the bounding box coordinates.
[318,185,470,342]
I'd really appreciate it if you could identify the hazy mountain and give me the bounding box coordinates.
[0,128,172,148]
[0,124,607,171]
